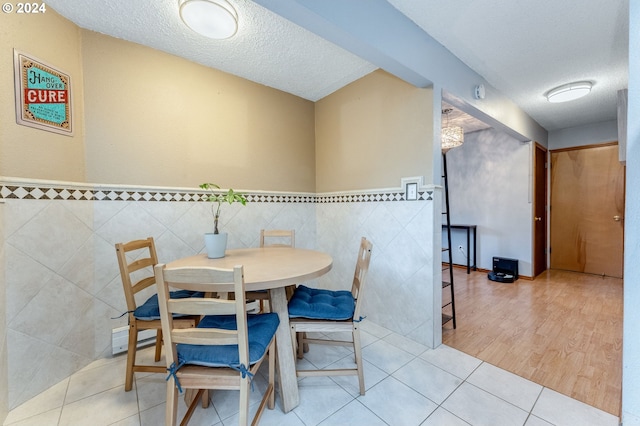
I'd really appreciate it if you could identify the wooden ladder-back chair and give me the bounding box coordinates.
[288,237,373,395]
[115,237,201,392]
[155,263,278,426]
[246,229,296,311]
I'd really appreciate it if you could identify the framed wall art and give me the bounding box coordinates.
[13,49,73,136]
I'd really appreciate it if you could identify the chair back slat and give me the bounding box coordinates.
[352,237,373,321]
[130,276,156,294]
[171,328,239,346]
[127,257,156,273]
[167,298,236,316]
[260,229,295,248]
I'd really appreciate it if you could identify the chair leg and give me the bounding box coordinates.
[285,285,295,301]
[239,376,250,426]
[353,327,365,395]
[289,324,298,359]
[268,341,276,409]
[180,389,204,426]
[252,341,276,425]
[201,389,210,408]
[166,378,179,426]
[125,324,138,392]
[155,329,163,362]
[297,331,304,360]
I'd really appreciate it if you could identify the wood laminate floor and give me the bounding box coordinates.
[442,268,623,416]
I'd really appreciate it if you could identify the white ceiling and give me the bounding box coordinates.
[44,0,628,134]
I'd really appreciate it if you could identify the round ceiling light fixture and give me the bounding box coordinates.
[179,0,238,40]
[546,81,592,103]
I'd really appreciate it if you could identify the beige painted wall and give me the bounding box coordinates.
[0,10,85,181]
[81,31,316,192]
[315,70,434,192]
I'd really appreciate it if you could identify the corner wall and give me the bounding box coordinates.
[315,188,439,348]
[315,70,434,191]
[80,30,316,192]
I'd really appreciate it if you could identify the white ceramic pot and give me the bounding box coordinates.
[204,232,227,258]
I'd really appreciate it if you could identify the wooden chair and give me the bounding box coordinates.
[155,263,278,426]
[115,237,200,392]
[246,229,296,311]
[288,237,373,395]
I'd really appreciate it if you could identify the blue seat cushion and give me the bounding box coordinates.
[177,313,279,367]
[288,285,355,320]
[134,290,204,320]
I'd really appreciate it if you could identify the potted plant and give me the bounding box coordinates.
[199,182,248,258]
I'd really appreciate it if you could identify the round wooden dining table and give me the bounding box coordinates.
[166,247,333,413]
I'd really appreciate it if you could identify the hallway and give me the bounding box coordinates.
[443,268,623,416]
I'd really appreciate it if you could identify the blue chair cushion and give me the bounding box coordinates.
[288,285,355,320]
[134,290,204,320]
[177,313,279,367]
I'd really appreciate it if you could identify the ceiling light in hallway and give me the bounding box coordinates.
[546,81,592,103]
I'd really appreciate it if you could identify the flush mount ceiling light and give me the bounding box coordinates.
[441,108,464,152]
[179,0,238,39]
[546,81,592,103]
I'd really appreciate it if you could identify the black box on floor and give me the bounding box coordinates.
[488,257,519,283]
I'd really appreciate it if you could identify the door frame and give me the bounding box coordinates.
[532,142,548,277]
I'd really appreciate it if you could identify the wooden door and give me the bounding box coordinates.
[533,143,547,277]
[550,143,625,277]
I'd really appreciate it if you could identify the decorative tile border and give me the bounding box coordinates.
[316,191,433,202]
[0,182,434,203]
[0,185,94,201]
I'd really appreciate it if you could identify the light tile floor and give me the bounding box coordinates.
[3,321,619,426]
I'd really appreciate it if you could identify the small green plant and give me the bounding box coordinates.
[199,183,248,234]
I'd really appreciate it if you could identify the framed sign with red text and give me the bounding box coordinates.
[13,50,73,136]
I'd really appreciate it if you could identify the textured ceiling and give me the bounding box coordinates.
[44,0,628,134]
[43,0,377,102]
[388,0,629,131]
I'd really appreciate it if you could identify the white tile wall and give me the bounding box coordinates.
[0,200,7,423]
[315,197,439,349]
[1,180,438,410]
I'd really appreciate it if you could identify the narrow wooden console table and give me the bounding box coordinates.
[442,224,477,274]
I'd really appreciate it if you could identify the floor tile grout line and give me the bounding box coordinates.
[7,323,615,426]
[57,377,71,426]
